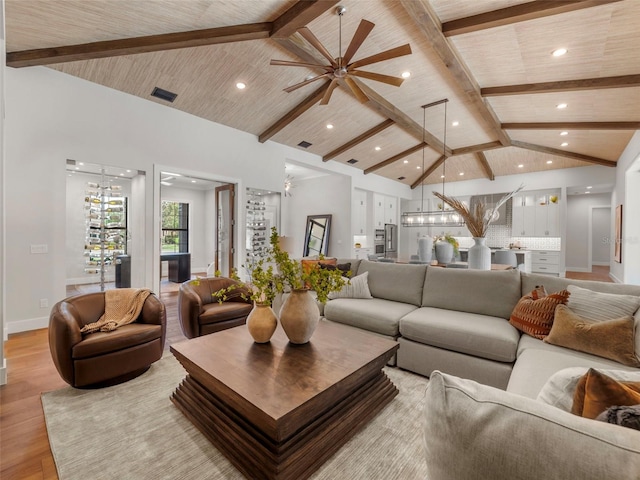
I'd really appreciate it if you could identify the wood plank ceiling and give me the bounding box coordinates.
[5,0,640,188]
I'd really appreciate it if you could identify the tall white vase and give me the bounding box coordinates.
[418,236,433,263]
[468,237,491,270]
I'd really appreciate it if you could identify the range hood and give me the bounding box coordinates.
[469,194,510,225]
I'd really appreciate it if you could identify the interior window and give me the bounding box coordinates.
[161,201,189,253]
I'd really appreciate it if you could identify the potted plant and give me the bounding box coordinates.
[267,227,347,344]
[433,233,459,264]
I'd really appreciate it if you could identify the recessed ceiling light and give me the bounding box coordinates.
[75,166,80,170]
[191,180,196,183]
[459,172,464,176]
[401,71,411,78]
[561,142,568,147]
[119,173,124,176]
[440,175,445,178]
[375,146,381,151]
[326,123,334,129]
[547,160,553,164]
[163,172,182,177]
[403,160,409,164]
[552,48,568,57]
[585,191,590,194]
[587,186,593,189]
[518,164,524,168]
[556,103,568,109]
[417,166,421,170]
[126,169,131,173]
[451,121,459,127]
[78,162,84,166]
[560,131,568,136]
[236,82,246,90]
[161,181,172,186]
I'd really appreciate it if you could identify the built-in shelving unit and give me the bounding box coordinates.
[245,188,268,264]
[84,175,127,290]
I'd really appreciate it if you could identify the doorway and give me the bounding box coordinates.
[158,170,236,295]
[215,184,235,276]
[589,206,611,271]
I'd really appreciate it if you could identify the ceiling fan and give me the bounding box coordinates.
[270,5,412,106]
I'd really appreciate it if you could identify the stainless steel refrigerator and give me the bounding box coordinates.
[384,223,397,258]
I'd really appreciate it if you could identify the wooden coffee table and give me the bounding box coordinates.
[170,320,399,480]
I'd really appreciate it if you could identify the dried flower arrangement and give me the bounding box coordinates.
[432,185,524,238]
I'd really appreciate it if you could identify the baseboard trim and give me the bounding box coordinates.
[591,261,609,266]
[7,316,49,334]
[565,267,590,273]
[609,272,623,284]
[0,360,6,386]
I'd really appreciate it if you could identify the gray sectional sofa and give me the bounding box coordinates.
[323,259,640,397]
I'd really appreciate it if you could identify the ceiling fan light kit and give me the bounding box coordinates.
[270,5,412,106]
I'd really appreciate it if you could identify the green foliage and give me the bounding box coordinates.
[435,233,459,255]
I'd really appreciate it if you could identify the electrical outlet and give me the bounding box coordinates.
[40,298,49,308]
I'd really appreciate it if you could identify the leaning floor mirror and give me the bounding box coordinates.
[303,214,332,257]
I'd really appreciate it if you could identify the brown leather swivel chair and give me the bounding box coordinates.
[178,277,253,338]
[49,291,166,388]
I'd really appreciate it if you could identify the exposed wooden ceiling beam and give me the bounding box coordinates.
[475,152,495,181]
[482,74,640,96]
[258,82,331,143]
[411,155,446,189]
[323,119,395,162]
[364,143,426,175]
[400,0,511,146]
[271,0,340,38]
[6,23,273,68]
[452,141,503,155]
[350,79,452,156]
[511,140,617,167]
[442,0,622,37]
[503,122,640,130]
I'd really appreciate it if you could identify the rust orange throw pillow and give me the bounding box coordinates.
[571,369,640,419]
[509,286,570,339]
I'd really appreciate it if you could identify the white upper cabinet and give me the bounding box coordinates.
[512,190,560,237]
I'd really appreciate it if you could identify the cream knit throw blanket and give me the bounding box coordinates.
[80,288,152,334]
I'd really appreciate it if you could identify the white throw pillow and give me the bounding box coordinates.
[536,367,640,412]
[327,271,373,300]
[424,371,640,480]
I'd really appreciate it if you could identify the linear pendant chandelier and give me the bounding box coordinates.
[401,99,465,228]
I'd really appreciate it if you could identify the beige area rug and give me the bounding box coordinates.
[42,355,429,480]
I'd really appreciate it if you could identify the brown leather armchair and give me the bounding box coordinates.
[178,277,253,338]
[49,291,166,388]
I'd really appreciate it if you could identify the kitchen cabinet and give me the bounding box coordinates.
[531,250,560,275]
[511,190,560,237]
[353,189,368,235]
[373,193,397,227]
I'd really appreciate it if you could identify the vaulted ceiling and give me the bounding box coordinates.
[5,0,640,188]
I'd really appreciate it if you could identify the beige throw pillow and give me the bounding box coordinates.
[327,271,373,300]
[544,305,640,367]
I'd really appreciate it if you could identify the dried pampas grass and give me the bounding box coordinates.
[433,185,524,238]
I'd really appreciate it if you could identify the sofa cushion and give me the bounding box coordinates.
[507,344,640,399]
[509,286,570,339]
[323,297,417,337]
[400,307,520,363]
[544,305,640,367]
[537,367,640,412]
[421,268,521,319]
[566,284,640,321]
[424,371,640,480]
[355,260,427,306]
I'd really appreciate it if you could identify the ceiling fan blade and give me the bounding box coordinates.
[283,73,330,93]
[342,19,375,65]
[270,59,331,70]
[348,43,412,69]
[344,77,369,104]
[297,27,338,68]
[319,79,339,105]
[350,70,405,87]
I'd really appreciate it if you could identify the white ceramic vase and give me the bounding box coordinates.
[418,236,433,263]
[278,289,319,344]
[435,240,454,264]
[246,303,278,343]
[468,237,491,270]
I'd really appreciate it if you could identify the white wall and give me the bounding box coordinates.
[611,131,640,284]
[1,0,7,384]
[565,193,610,271]
[3,66,408,334]
[591,207,610,265]
[283,174,352,259]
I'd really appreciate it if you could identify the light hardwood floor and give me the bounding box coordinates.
[0,267,613,479]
